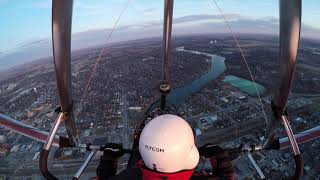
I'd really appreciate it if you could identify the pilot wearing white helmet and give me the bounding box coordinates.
[96,114,234,180]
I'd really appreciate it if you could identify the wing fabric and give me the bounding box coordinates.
[0,113,60,147]
[279,125,320,149]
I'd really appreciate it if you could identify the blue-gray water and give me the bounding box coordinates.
[168,47,226,104]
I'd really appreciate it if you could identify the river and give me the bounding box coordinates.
[168,47,226,104]
[168,47,266,105]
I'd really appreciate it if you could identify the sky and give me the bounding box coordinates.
[0,0,319,69]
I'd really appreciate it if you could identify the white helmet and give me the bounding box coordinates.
[139,114,199,173]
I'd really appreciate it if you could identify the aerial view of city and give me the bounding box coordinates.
[0,34,319,179]
[0,0,320,180]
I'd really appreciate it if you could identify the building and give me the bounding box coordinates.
[116,125,124,133]
[10,144,19,152]
[0,144,10,157]
[195,128,202,136]
[221,97,229,103]
[231,92,246,100]
[0,135,4,143]
[129,106,142,117]
[207,115,218,123]
[128,106,142,112]
[33,152,40,161]
[83,129,91,137]
[304,165,311,172]
[64,150,73,156]
[197,115,218,130]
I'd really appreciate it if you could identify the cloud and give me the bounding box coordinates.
[18,39,50,50]
[145,14,244,27]
[1,14,320,71]
[173,14,242,24]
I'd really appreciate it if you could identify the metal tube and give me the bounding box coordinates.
[162,0,174,82]
[73,150,97,179]
[281,115,300,155]
[39,149,58,180]
[52,0,79,146]
[246,152,266,179]
[273,0,301,111]
[87,144,101,151]
[266,0,301,152]
[52,0,73,110]
[44,113,64,150]
[160,94,166,110]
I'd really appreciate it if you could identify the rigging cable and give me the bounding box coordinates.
[210,0,269,126]
[76,0,131,118]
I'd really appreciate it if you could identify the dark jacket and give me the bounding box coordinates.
[110,166,231,180]
[99,159,233,180]
[97,145,234,180]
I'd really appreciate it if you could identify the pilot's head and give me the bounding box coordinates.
[139,114,199,173]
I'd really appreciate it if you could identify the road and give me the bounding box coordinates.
[197,117,266,146]
[121,94,130,149]
[0,165,98,178]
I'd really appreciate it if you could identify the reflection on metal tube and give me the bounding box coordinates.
[44,113,64,150]
[281,115,300,155]
[273,0,301,110]
[162,0,174,82]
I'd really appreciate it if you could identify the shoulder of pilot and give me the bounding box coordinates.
[110,167,142,180]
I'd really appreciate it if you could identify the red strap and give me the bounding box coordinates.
[210,157,234,180]
[138,160,194,180]
[210,157,217,168]
[140,167,194,180]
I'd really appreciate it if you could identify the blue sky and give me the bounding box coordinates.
[0,0,319,54]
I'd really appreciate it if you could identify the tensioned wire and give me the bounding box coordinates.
[209,0,269,126]
[76,0,269,129]
[76,0,132,119]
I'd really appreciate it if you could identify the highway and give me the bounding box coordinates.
[121,94,130,149]
[197,117,266,146]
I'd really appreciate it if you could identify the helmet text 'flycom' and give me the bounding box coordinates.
[145,145,165,153]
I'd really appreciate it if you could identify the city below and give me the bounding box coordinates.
[0,34,319,179]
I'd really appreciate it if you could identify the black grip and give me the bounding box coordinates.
[39,149,58,180]
[292,154,304,180]
[226,147,242,155]
[264,139,280,150]
[226,147,243,161]
[284,154,304,180]
[59,136,73,148]
[123,148,135,154]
